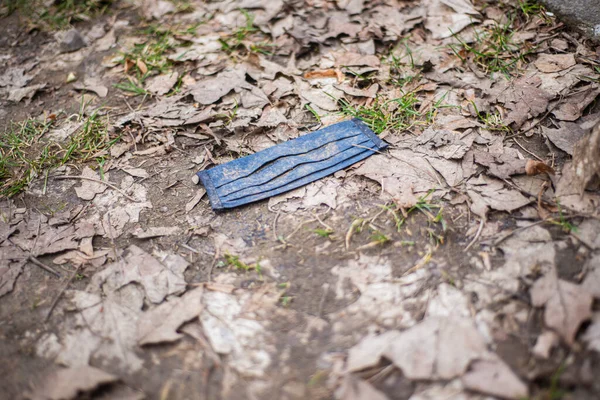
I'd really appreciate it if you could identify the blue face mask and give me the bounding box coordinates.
[196,118,388,210]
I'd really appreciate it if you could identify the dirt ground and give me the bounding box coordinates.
[1,0,600,399]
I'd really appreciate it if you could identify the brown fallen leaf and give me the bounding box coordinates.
[525,160,555,176]
[136,59,148,75]
[531,271,593,345]
[28,366,118,400]
[304,69,344,82]
[124,58,135,74]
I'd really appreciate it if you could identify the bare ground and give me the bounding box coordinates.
[1,1,600,399]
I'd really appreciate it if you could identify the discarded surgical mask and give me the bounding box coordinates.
[195,118,388,210]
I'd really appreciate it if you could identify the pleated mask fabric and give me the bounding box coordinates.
[196,118,388,210]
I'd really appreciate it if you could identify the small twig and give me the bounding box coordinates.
[208,247,220,282]
[45,264,81,322]
[317,284,329,318]
[29,256,61,278]
[286,219,317,241]
[314,212,333,231]
[180,243,199,254]
[512,138,544,161]
[490,220,546,246]
[54,175,138,202]
[272,211,281,241]
[464,218,485,251]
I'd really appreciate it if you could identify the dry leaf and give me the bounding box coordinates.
[136,59,148,75]
[145,72,179,96]
[28,366,118,400]
[186,188,206,213]
[534,53,576,73]
[336,375,389,400]
[89,245,188,304]
[132,226,181,238]
[138,287,204,345]
[461,359,528,399]
[531,271,593,345]
[525,160,554,176]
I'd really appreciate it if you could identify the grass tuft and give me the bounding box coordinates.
[0,107,118,198]
[4,0,113,30]
[219,9,274,56]
[340,91,442,134]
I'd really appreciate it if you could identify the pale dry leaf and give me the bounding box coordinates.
[142,0,175,20]
[28,366,118,400]
[0,246,27,298]
[461,358,528,399]
[121,168,149,178]
[132,226,181,238]
[200,289,276,377]
[138,287,204,345]
[74,166,109,200]
[425,14,474,39]
[582,254,600,297]
[60,286,145,371]
[582,313,600,352]
[8,83,46,103]
[534,53,576,73]
[490,75,554,128]
[346,331,403,372]
[552,86,600,121]
[334,83,379,98]
[334,52,380,68]
[466,175,531,212]
[336,375,390,400]
[542,122,586,155]
[439,0,480,14]
[145,72,179,96]
[383,317,487,380]
[186,188,206,213]
[532,331,560,359]
[89,245,188,303]
[530,272,593,345]
[190,69,249,105]
[73,79,108,98]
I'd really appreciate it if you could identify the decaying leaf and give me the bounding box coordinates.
[89,245,188,304]
[343,317,527,398]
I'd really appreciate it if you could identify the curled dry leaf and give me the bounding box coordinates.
[525,160,554,176]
